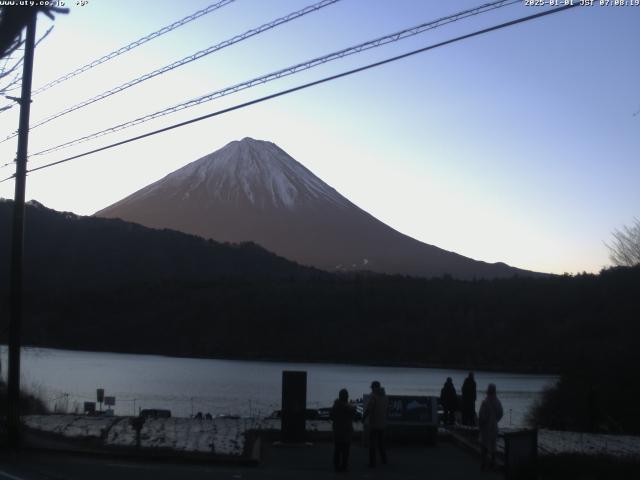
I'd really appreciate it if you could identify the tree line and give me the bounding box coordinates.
[2,200,639,432]
[1,200,638,374]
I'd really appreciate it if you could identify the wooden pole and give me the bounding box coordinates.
[7,13,37,448]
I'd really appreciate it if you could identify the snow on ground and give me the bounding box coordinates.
[23,415,357,456]
[23,414,116,439]
[24,415,640,460]
[104,417,135,447]
[23,415,261,456]
[136,417,256,455]
[537,429,640,459]
[496,428,640,459]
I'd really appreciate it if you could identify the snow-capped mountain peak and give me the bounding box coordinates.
[149,137,346,210]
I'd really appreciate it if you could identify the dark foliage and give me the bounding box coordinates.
[0,380,48,416]
[0,5,67,61]
[528,352,640,434]
[1,200,639,432]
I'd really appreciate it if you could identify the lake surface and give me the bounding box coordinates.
[1,346,556,427]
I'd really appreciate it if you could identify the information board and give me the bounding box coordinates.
[363,394,438,425]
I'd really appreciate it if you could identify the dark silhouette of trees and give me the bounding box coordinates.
[0,197,638,431]
[1,200,639,378]
[2,200,640,431]
[0,5,66,60]
[529,352,640,434]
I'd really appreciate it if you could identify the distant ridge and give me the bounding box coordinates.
[0,198,318,292]
[96,137,541,279]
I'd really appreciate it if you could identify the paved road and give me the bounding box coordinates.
[0,442,502,480]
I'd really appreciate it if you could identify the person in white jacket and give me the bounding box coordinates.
[478,383,503,470]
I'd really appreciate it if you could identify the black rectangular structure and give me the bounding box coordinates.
[281,370,307,443]
[504,429,538,479]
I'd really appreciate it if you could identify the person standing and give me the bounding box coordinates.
[478,383,503,470]
[330,388,356,472]
[462,372,477,426]
[363,381,388,468]
[440,377,458,426]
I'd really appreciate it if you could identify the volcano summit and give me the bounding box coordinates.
[96,137,535,279]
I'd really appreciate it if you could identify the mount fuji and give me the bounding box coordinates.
[96,137,536,279]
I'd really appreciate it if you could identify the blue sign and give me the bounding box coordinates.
[363,394,438,425]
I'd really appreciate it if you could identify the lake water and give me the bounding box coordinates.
[1,346,557,427]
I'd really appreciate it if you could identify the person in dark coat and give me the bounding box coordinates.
[461,372,477,426]
[440,377,458,425]
[363,381,389,468]
[330,388,356,472]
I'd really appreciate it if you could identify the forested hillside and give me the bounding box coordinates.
[1,200,638,375]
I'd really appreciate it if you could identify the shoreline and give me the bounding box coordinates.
[1,343,560,376]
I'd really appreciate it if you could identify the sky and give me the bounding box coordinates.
[0,0,638,275]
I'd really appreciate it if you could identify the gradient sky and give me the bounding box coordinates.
[0,0,638,274]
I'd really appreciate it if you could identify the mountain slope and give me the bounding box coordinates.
[0,199,318,293]
[97,137,538,279]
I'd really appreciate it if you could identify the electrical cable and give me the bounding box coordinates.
[27,0,520,158]
[0,0,341,143]
[30,0,237,96]
[0,3,579,184]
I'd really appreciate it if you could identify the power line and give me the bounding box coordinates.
[0,3,579,184]
[27,0,520,159]
[29,0,236,96]
[0,0,341,143]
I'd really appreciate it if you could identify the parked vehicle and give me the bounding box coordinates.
[139,408,171,419]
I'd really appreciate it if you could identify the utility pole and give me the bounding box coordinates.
[7,13,37,448]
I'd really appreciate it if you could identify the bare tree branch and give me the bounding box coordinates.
[607,218,640,267]
[0,25,55,108]
[0,53,25,80]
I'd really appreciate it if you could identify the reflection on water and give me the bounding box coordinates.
[1,346,557,427]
